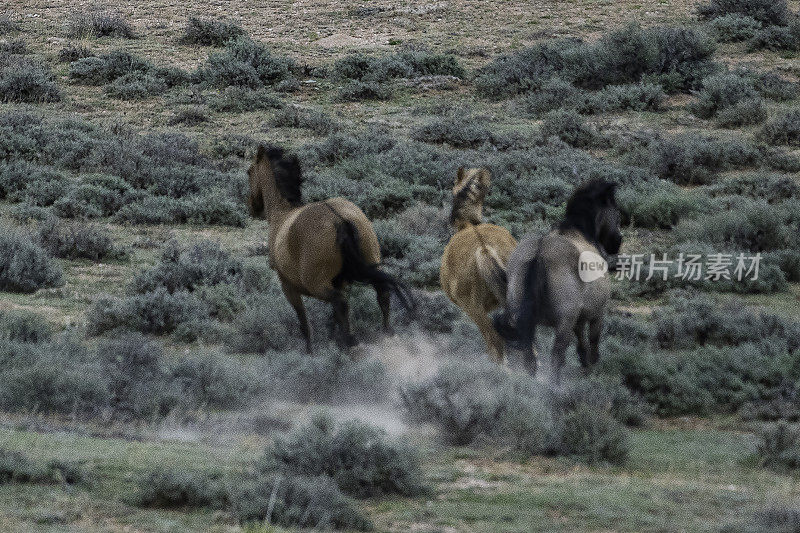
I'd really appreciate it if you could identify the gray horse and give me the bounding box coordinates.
[494,179,622,383]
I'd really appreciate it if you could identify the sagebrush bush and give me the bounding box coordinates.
[697,0,790,25]
[0,338,110,417]
[57,44,93,63]
[38,218,120,261]
[170,351,255,409]
[0,310,52,343]
[715,97,767,127]
[135,467,228,508]
[168,107,209,126]
[0,39,27,55]
[760,110,800,146]
[331,50,464,83]
[261,414,428,498]
[584,82,666,113]
[133,240,242,294]
[0,59,61,103]
[751,70,798,101]
[335,80,393,102]
[178,16,245,46]
[747,21,800,52]
[710,172,799,203]
[233,473,373,531]
[675,199,794,251]
[691,72,759,119]
[0,16,18,35]
[709,14,763,42]
[69,50,188,92]
[756,422,800,471]
[0,226,63,293]
[52,183,122,219]
[270,106,340,135]
[86,289,208,335]
[400,361,630,463]
[617,183,704,229]
[206,86,283,112]
[511,78,585,116]
[0,449,85,486]
[105,71,168,99]
[67,11,136,38]
[475,25,715,97]
[411,116,506,148]
[195,38,296,89]
[541,109,596,147]
[653,295,800,350]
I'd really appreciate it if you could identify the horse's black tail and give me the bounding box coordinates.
[334,220,416,311]
[492,256,543,348]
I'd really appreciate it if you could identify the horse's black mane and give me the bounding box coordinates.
[259,144,304,207]
[559,179,617,240]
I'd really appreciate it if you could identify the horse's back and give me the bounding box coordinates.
[440,223,516,310]
[540,230,610,321]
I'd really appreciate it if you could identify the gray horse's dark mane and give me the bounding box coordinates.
[559,179,617,241]
[257,144,304,207]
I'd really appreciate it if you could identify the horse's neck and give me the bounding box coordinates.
[454,218,479,232]
[266,203,301,245]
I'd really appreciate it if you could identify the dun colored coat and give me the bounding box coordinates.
[440,168,517,364]
[247,144,413,352]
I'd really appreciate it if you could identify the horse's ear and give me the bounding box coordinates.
[478,168,491,188]
[455,167,465,185]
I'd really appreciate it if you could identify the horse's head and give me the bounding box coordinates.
[450,167,490,228]
[562,179,622,255]
[248,144,303,218]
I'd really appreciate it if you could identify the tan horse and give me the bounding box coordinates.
[440,168,517,364]
[247,144,413,352]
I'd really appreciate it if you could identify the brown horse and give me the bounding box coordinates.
[247,144,413,352]
[440,168,517,364]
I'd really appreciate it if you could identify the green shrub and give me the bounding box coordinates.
[0,16,19,35]
[766,249,800,282]
[675,200,793,251]
[760,110,800,146]
[86,289,208,336]
[0,226,63,293]
[756,422,800,471]
[178,16,245,46]
[400,361,630,463]
[0,310,52,343]
[196,38,296,88]
[53,183,121,219]
[617,184,704,229]
[411,116,506,148]
[691,72,759,119]
[540,109,596,147]
[261,414,428,498]
[584,82,666,113]
[67,11,136,38]
[206,86,283,112]
[0,338,110,416]
[0,449,85,486]
[57,44,93,63]
[511,78,584,116]
[0,59,61,103]
[170,351,255,409]
[335,80,393,102]
[0,39,27,55]
[168,107,209,126]
[135,467,228,508]
[114,195,181,224]
[233,473,373,531]
[331,50,464,83]
[715,97,768,127]
[38,218,120,261]
[105,71,168,99]
[747,22,800,52]
[710,172,799,203]
[270,106,340,135]
[697,0,790,25]
[752,71,798,101]
[709,14,763,42]
[133,240,242,294]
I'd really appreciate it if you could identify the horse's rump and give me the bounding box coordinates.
[474,245,508,305]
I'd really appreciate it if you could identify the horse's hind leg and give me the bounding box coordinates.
[376,286,394,335]
[574,316,589,368]
[588,316,603,366]
[467,309,505,365]
[281,280,312,354]
[331,290,357,348]
[551,317,576,385]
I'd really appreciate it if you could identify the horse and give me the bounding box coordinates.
[493,179,622,383]
[247,144,414,352]
[440,167,518,364]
